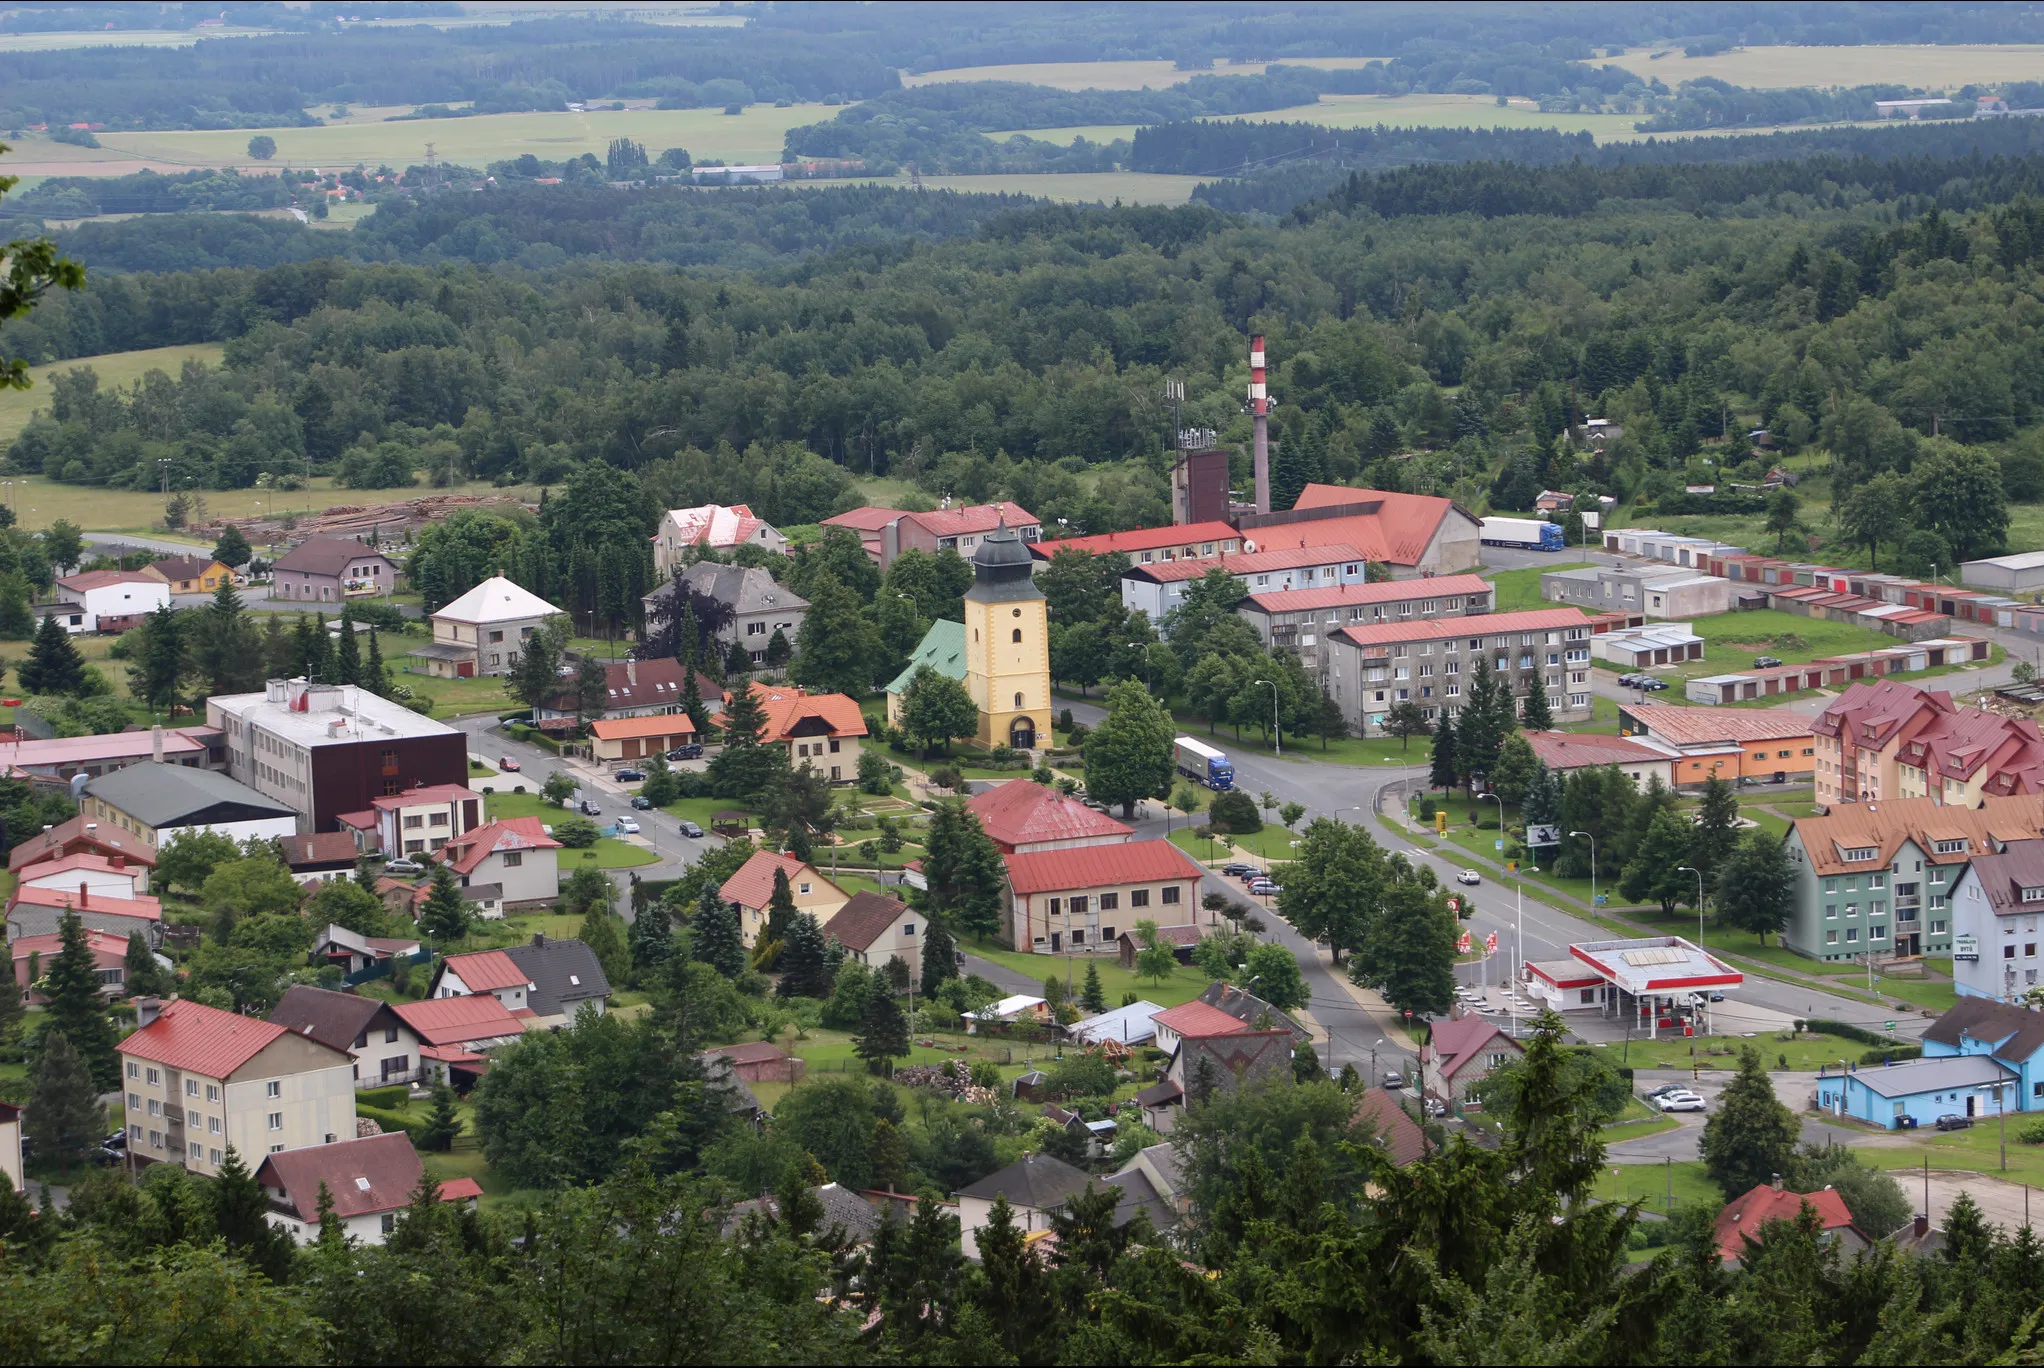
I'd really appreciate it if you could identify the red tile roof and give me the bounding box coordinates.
[1269,484,1464,565]
[8,815,156,870]
[742,683,870,744]
[820,506,906,533]
[14,851,144,883]
[119,999,333,1078]
[1520,731,1675,771]
[9,927,130,963]
[1715,1183,1859,1262]
[10,884,162,921]
[589,713,696,740]
[441,948,530,993]
[437,1176,485,1201]
[1622,704,1817,747]
[658,503,773,549]
[1003,840,1205,896]
[1032,521,1240,558]
[1353,1087,1427,1167]
[438,817,560,877]
[1241,573,1493,614]
[1334,607,1593,649]
[1151,1000,1251,1039]
[902,501,1038,538]
[720,849,830,910]
[390,994,525,1046]
[967,779,1131,850]
[279,832,359,868]
[256,1131,425,1221]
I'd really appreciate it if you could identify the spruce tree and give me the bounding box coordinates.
[1691,774,1742,897]
[25,1030,102,1169]
[0,943,22,1045]
[577,904,630,987]
[680,663,707,734]
[0,574,35,640]
[132,602,185,714]
[312,615,338,684]
[1427,713,1460,792]
[212,525,252,571]
[1519,677,1554,731]
[627,901,674,976]
[18,613,85,696]
[1080,961,1107,1015]
[854,983,910,1074]
[719,678,766,746]
[920,915,957,992]
[290,613,321,676]
[420,1083,462,1152]
[418,863,472,942]
[313,1181,345,1247]
[211,1145,294,1282]
[775,912,832,998]
[123,928,166,998]
[1699,1047,1800,1199]
[43,912,118,1089]
[674,601,702,669]
[763,868,799,949]
[691,886,747,979]
[192,578,263,697]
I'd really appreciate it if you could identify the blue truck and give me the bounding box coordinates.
[1174,736,1235,790]
[1479,516,1567,551]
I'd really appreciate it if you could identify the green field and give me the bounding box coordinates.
[1604,43,2044,91]
[1593,1159,1722,1215]
[903,57,1388,92]
[1,344,226,448]
[485,791,657,870]
[0,26,278,51]
[1487,562,1591,612]
[964,936,1216,1009]
[90,104,838,176]
[917,171,1207,204]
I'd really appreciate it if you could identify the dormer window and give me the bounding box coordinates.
[2022,887,2044,903]
[1840,845,1878,862]
[1934,839,1967,855]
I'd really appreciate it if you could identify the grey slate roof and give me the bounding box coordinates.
[1198,980,1311,1044]
[84,761,296,829]
[268,984,408,1055]
[1845,1054,2016,1098]
[955,1152,1093,1208]
[1921,995,2044,1061]
[657,562,809,618]
[1103,1167,1175,1230]
[723,1183,884,1243]
[504,936,610,1017]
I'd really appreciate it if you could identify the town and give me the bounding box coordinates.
[12,1,2044,1361]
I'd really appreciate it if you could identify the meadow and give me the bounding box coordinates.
[916,171,1205,204]
[1604,43,2044,91]
[0,343,227,448]
[902,58,1389,92]
[0,26,277,52]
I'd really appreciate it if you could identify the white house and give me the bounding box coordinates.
[50,570,170,634]
[336,784,484,860]
[652,503,788,573]
[256,1133,479,1245]
[15,851,146,901]
[409,575,560,679]
[428,934,611,1027]
[432,816,560,912]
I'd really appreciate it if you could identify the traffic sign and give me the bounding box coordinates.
[1494,839,1504,851]
[1885,1021,1896,1032]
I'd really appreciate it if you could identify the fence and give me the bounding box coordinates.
[344,947,432,987]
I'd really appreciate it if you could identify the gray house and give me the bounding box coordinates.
[644,564,809,669]
[1541,565,1734,621]
[270,536,400,604]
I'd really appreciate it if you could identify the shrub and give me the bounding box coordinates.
[552,815,600,848]
[1418,795,1437,820]
[1808,1019,1901,1048]
[2018,1119,2044,1145]
[1858,1045,1922,1065]
[356,1102,430,1142]
[357,1084,411,1110]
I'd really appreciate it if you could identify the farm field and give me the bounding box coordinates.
[0,344,226,449]
[0,468,535,537]
[0,26,278,51]
[902,57,1389,91]
[1604,43,2044,91]
[81,103,839,176]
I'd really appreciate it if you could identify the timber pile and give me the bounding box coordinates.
[203,493,534,546]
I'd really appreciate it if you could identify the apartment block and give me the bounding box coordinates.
[1322,607,1596,738]
[1234,573,1493,672]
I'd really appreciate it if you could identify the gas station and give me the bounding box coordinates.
[1537,936,1744,1038]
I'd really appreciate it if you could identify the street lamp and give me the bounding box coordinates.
[1677,865,1705,947]
[1254,678,1281,755]
[1570,829,1597,911]
[1483,790,1524,1037]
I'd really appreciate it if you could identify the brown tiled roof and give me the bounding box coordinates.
[1715,1184,1858,1263]
[967,778,1130,849]
[148,556,217,582]
[1353,1087,1426,1167]
[1521,730,1675,771]
[1425,1013,1522,1081]
[256,1132,424,1221]
[826,889,912,953]
[1622,704,1816,747]
[718,849,830,911]
[268,984,406,1055]
[704,1041,788,1066]
[1792,794,2044,876]
[279,832,359,868]
[8,814,157,870]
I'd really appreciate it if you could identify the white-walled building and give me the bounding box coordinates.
[50,571,171,634]
[81,762,300,850]
[257,1133,477,1245]
[410,575,559,679]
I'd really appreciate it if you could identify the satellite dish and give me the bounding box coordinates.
[1242,539,1258,554]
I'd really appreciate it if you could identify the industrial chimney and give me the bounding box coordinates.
[1249,334,1270,515]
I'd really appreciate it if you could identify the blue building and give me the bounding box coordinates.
[1922,996,2044,1108]
[1819,1055,2016,1130]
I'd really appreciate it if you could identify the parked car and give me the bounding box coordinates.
[615,817,640,835]
[630,795,653,810]
[498,756,521,772]
[1422,1097,1448,1118]
[1248,878,1282,896]
[1221,862,1259,878]
[1642,1083,1685,1099]
[1382,1071,1406,1090]
[103,1129,127,1150]
[678,820,705,838]
[1935,1113,1973,1131]
[1753,655,1784,668]
[578,800,603,817]
[383,857,425,876]
[1455,869,1481,885]
[615,768,646,783]
[666,744,704,761]
[1656,1092,1707,1113]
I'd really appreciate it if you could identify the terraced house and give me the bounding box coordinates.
[1783,794,2044,963]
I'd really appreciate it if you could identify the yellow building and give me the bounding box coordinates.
[962,521,1051,750]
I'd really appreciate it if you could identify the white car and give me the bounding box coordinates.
[1656,1092,1707,1113]
[614,817,640,835]
[1455,869,1481,885]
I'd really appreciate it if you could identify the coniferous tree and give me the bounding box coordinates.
[977,1193,1056,1362]
[578,903,630,987]
[211,1145,294,1282]
[0,943,22,1045]
[420,1082,462,1152]
[854,983,910,1073]
[1690,774,1741,898]
[776,912,832,998]
[363,628,389,697]
[130,602,185,714]
[919,801,1007,940]
[692,885,748,979]
[42,912,118,1089]
[1427,713,1460,792]
[1519,677,1554,731]
[680,663,707,734]
[763,868,799,949]
[920,915,957,992]
[1700,1047,1801,1198]
[331,606,359,685]
[24,1029,102,1169]
[311,615,338,684]
[418,863,471,942]
[790,571,879,696]
[1080,961,1107,1015]
[0,574,35,640]
[627,901,674,976]
[191,579,264,697]
[123,928,167,998]
[674,600,702,669]
[212,525,252,571]
[18,613,85,696]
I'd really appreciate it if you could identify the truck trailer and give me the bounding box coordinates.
[1173,736,1234,790]
[1479,517,1566,551]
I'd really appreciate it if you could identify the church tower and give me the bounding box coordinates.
[962,520,1050,749]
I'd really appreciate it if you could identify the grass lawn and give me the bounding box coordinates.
[1166,824,1299,866]
[468,761,498,778]
[1609,1031,1878,1072]
[1740,807,1791,839]
[1602,1116,1682,1144]
[963,937,1214,1009]
[1562,694,1624,735]
[1170,715,1432,768]
[659,796,761,830]
[1593,1159,1721,1215]
[398,667,519,718]
[1488,563,1592,612]
[485,792,656,869]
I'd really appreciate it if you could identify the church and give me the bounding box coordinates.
[886,520,1051,750]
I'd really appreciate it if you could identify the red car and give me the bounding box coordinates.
[499,756,521,772]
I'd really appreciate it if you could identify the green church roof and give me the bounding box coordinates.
[887,619,967,696]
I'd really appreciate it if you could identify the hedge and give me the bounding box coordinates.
[356,1103,431,1142]
[1808,1018,1904,1047]
[1859,1045,1924,1065]
[357,1085,410,1111]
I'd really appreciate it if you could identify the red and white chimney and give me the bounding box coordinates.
[1249,334,1270,515]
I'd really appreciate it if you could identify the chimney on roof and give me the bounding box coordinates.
[151,724,163,763]
[1771,1173,1784,1192]
[135,996,161,1028]
[79,882,88,908]
[626,659,636,687]
[1914,1212,1929,1239]
[532,932,546,948]
[1250,333,1270,516]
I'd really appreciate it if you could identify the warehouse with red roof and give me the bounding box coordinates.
[1003,840,1211,954]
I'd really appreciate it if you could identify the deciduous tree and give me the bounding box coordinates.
[1082,678,1174,818]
